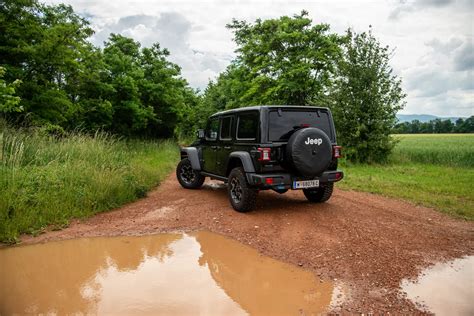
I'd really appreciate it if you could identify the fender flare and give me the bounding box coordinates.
[181,147,201,171]
[228,151,256,173]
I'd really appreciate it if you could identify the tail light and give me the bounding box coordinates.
[333,146,342,158]
[265,177,274,185]
[258,147,271,161]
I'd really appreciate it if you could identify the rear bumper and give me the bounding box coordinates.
[247,170,344,190]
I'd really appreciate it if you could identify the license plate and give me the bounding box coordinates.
[293,179,319,189]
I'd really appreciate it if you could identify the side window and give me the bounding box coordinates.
[237,112,259,140]
[220,116,233,140]
[205,117,219,141]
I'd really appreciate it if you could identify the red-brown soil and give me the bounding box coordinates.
[17,174,474,313]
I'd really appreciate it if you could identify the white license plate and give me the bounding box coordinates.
[293,180,319,189]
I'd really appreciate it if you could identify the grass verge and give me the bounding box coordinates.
[338,162,474,220]
[0,127,178,243]
[339,134,474,220]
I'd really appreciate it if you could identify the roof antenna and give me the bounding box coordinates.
[277,108,282,117]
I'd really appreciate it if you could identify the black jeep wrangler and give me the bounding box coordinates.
[176,105,344,212]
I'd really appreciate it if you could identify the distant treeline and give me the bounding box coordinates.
[393,117,474,134]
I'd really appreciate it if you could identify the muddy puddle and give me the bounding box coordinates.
[0,231,344,315]
[401,255,474,315]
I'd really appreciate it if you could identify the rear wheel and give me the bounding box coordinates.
[176,158,205,189]
[303,183,334,203]
[228,167,258,212]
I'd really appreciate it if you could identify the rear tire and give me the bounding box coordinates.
[303,183,334,203]
[176,158,205,189]
[227,167,258,212]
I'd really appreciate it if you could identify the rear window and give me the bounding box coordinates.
[268,109,333,142]
[237,112,259,140]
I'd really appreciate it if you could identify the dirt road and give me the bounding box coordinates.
[20,173,474,313]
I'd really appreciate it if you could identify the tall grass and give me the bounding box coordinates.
[0,126,178,243]
[391,134,474,167]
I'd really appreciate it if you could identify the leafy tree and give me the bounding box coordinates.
[454,117,474,133]
[433,118,454,133]
[0,0,93,126]
[173,87,202,139]
[67,44,115,131]
[463,117,474,133]
[330,29,406,163]
[1,0,199,138]
[420,121,434,133]
[228,11,343,106]
[101,34,154,135]
[0,67,22,113]
[392,121,410,134]
[203,11,343,111]
[139,43,191,138]
[455,118,464,132]
[410,120,421,133]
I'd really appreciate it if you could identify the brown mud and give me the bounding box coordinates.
[9,173,474,313]
[0,231,343,315]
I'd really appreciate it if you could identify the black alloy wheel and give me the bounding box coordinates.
[227,167,257,212]
[176,158,205,189]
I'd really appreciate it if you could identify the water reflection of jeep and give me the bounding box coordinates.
[176,105,344,212]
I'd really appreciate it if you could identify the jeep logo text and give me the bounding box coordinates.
[305,137,323,145]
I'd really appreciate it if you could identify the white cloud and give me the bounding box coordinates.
[426,37,463,55]
[46,0,473,116]
[389,0,454,20]
[401,35,473,116]
[85,11,233,89]
[454,40,474,71]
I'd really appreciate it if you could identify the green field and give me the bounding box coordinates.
[339,134,474,220]
[0,127,178,243]
[391,134,474,167]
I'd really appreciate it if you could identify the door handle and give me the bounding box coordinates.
[224,146,231,150]
[211,146,218,150]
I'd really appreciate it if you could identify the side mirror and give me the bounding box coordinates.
[197,129,205,139]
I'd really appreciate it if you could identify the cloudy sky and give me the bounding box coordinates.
[47,0,473,117]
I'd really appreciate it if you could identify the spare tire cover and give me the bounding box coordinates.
[286,127,332,177]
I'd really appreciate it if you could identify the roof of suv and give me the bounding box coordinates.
[210,105,331,118]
